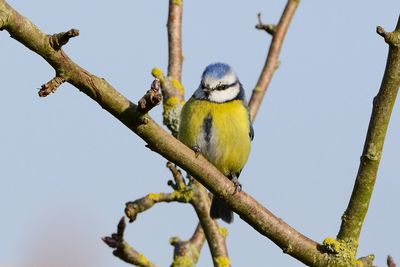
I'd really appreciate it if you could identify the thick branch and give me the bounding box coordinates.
[248,0,299,120]
[102,217,158,267]
[167,0,183,81]
[337,18,400,249]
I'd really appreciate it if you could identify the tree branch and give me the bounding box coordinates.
[170,223,206,267]
[49,28,79,50]
[190,181,230,267]
[167,0,183,81]
[38,76,65,97]
[137,79,163,114]
[337,17,400,251]
[102,217,158,267]
[388,255,397,267]
[248,0,299,120]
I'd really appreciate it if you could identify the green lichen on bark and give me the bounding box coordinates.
[337,20,400,254]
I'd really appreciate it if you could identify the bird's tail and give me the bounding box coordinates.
[210,197,233,223]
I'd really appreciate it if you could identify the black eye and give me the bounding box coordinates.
[217,84,228,90]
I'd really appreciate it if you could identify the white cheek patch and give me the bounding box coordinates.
[208,84,240,103]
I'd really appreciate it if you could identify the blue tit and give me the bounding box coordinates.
[178,62,254,223]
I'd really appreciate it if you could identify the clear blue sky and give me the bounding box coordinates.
[1,1,399,266]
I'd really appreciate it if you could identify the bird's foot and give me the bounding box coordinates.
[192,145,201,158]
[231,176,242,193]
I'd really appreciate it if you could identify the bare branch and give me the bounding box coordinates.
[125,191,192,223]
[137,79,162,114]
[167,0,183,81]
[255,13,276,35]
[49,28,79,50]
[190,182,230,267]
[248,0,299,120]
[166,161,186,191]
[388,255,397,267]
[170,223,205,267]
[337,18,400,251]
[102,217,158,267]
[38,76,65,97]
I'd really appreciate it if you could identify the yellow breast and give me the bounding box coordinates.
[178,98,251,176]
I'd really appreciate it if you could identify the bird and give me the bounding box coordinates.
[178,62,253,223]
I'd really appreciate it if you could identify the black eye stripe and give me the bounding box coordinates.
[202,80,238,91]
[215,80,238,91]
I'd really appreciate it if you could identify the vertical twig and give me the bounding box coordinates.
[191,182,230,267]
[167,0,183,81]
[337,17,400,250]
[248,0,299,120]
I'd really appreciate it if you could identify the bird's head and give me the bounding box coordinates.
[194,63,242,103]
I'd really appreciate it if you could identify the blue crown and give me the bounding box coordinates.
[202,63,233,79]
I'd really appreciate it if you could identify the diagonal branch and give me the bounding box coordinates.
[337,17,400,251]
[248,0,299,120]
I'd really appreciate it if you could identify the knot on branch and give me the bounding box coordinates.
[377,26,400,46]
[137,79,162,114]
[255,13,276,35]
[38,76,65,97]
[49,28,79,50]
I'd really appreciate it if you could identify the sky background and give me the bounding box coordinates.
[1,1,399,266]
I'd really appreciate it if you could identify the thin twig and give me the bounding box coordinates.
[248,0,299,120]
[255,13,276,35]
[38,76,65,97]
[170,223,205,267]
[137,79,162,114]
[190,181,230,267]
[125,191,192,223]
[167,0,183,81]
[166,161,186,191]
[337,19,400,251]
[388,255,397,267]
[102,217,158,267]
[49,28,79,50]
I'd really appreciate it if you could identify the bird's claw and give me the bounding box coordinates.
[192,145,201,158]
[231,176,242,193]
